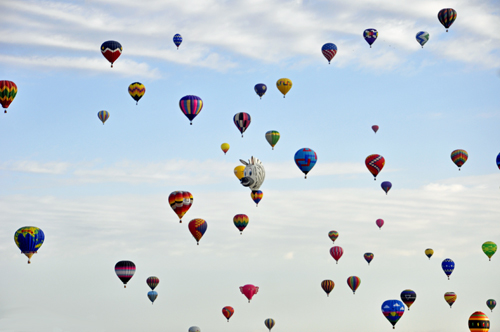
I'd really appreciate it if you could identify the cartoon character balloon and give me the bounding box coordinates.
[115,260,136,288]
[188,218,207,245]
[251,190,263,207]
[168,191,193,223]
[148,291,158,304]
[451,149,468,170]
[381,299,405,329]
[14,226,45,264]
[240,284,259,303]
[482,241,497,261]
[347,276,361,294]
[321,43,337,64]
[365,154,385,180]
[240,157,266,206]
[98,110,109,125]
[265,130,280,150]
[444,292,457,308]
[276,78,292,98]
[128,82,145,105]
[372,125,379,133]
[486,299,496,312]
[264,319,275,331]
[233,214,249,234]
[222,306,234,322]
[330,246,343,264]
[363,29,378,48]
[376,219,384,229]
[442,258,455,280]
[321,280,335,297]
[221,143,230,155]
[381,181,392,195]
[295,148,317,179]
[416,31,429,48]
[364,252,374,265]
[468,311,489,332]
[179,95,203,125]
[234,112,251,137]
[254,84,267,99]
[101,41,122,67]
[328,230,339,243]
[0,80,17,113]
[173,34,183,49]
[438,9,457,32]
[147,276,159,290]
[425,248,434,260]
[400,290,416,310]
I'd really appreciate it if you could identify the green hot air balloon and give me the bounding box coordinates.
[482,241,497,261]
[265,130,280,150]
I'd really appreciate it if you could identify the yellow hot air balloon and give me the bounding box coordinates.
[276,78,292,98]
[425,248,434,260]
[221,143,230,155]
[234,166,245,180]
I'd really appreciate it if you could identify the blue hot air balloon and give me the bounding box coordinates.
[254,84,267,99]
[363,29,378,48]
[496,153,500,170]
[321,43,337,64]
[294,148,317,179]
[147,291,158,304]
[14,226,45,264]
[173,34,183,49]
[381,299,405,329]
[381,181,392,195]
[416,31,429,48]
[442,258,455,280]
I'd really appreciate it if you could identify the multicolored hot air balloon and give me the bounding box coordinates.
[376,219,384,229]
[240,284,259,303]
[128,82,145,105]
[400,290,416,310]
[234,166,245,180]
[451,149,468,170]
[221,143,230,155]
[251,190,263,207]
[321,280,335,297]
[482,241,497,261]
[347,276,361,294]
[381,181,392,195]
[173,34,183,49]
[265,130,280,150]
[438,9,457,32]
[381,299,405,329]
[295,148,317,179]
[425,248,434,260]
[372,125,379,133]
[442,258,455,280]
[364,253,374,265]
[98,110,109,125]
[468,311,489,332]
[148,291,158,304]
[168,191,193,223]
[115,260,136,288]
[254,84,267,99]
[233,214,249,234]
[330,246,343,264]
[264,319,275,331]
[234,112,251,137]
[222,306,234,322]
[365,154,385,180]
[188,326,200,332]
[0,80,17,113]
[416,31,429,48]
[101,41,122,67]
[147,276,159,290]
[328,230,338,243]
[321,43,337,64]
[363,29,378,48]
[276,78,292,98]
[14,226,45,264]
[179,95,203,125]
[444,292,457,308]
[188,218,207,245]
[486,300,496,312]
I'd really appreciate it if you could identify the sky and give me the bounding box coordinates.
[1,0,499,331]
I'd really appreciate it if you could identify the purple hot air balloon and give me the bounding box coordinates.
[376,219,384,229]
[363,29,378,48]
[372,125,379,133]
[381,181,392,195]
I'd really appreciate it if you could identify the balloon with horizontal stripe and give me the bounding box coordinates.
[233,112,251,137]
[147,291,158,304]
[0,80,17,113]
[128,82,145,105]
[400,289,416,310]
[100,40,122,67]
[381,299,405,328]
[321,279,335,297]
[364,252,374,265]
[173,34,182,49]
[14,226,45,264]
[347,276,361,294]
[328,230,338,243]
[438,8,457,32]
[179,95,203,125]
[482,241,496,261]
[188,219,207,245]
[468,311,489,332]
[321,43,337,64]
[251,190,263,207]
[115,260,135,288]
[146,276,159,290]
[444,292,457,308]
[233,214,249,234]
[222,306,234,322]
[254,83,267,99]
[365,154,385,180]
[168,191,193,223]
[451,149,468,170]
[98,110,109,124]
[264,318,275,331]
[265,130,280,150]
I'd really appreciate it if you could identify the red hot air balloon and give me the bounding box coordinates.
[0,80,18,113]
[188,219,207,245]
[372,125,379,133]
[365,154,385,180]
[376,219,384,229]
[330,246,343,264]
[240,284,259,303]
[168,191,193,223]
[222,306,234,322]
[100,41,122,67]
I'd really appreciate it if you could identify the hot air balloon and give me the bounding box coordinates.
[364,252,374,265]
[363,29,378,48]
[222,306,234,322]
[147,276,159,290]
[328,230,338,243]
[321,280,335,297]
[254,84,267,99]
[347,276,360,294]
[233,214,249,234]
[168,191,193,223]
[179,95,203,125]
[330,246,343,264]
[188,327,200,332]
[381,181,392,195]
[251,190,263,206]
[486,300,496,312]
[381,299,405,329]
[438,9,457,32]
[240,284,259,303]
[233,112,251,137]
[264,319,275,331]
[468,311,489,332]
[295,148,317,179]
[265,130,280,150]
[425,248,434,260]
[276,78,292,98]
[365,154,385,180]
[321,43,337,64]
[188,218,207,245]
[148,291,158,304]
[442,258,455,280]
[376,219,384,229]
[234,166,245,180]
[221,143,230,155]
[14,226,45,264]
[115,260,136,288]
[451,149,468,170]
[98,110,109,124]
[173,34,183,49]
[101,41,122,67]
[496,153,500,170]
[444,292,457,308]
[0,80,17,113]
[400,290,416,310]
[416,31,429,48]
[128,82,145,105]
[372,125,379,133]
[482,241,497,261]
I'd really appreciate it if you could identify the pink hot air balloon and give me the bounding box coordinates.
[330,246,343,264]
[376,219,384,229]
[240,284,259,303]
[372,125,379,133]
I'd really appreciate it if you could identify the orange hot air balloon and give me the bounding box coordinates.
[168,191,193,223]
[222,306,234,322]
[321,280,335,297]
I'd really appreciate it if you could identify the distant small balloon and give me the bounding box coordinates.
[381,299,405,328]
[101,40,122,67]
[147,291,158,304]
[372,125,379,133]
[376,219,384,229]
[233,214,249,234]
[254,84,267,99]
[444,292,457,308]
[264,318,275,332]
[363,29,378,48]
[364,252,374,265]
[416,31,429,48]
[321,43,338,64]
[265,130,280,150]
[115,260,135,288]
[14,226,45,264]
[442,258,455,280]
[276,78,292,98]
[365,154,385,180]
[251,190,263,207]
[188,219,207,245]
[425,248,434,260]
[234,112,251,137]
[146,276,159,290]
[451,149,468,170]
[381,181,392,195]
[173,34,183,49]
[128,82,145,105]
[294,148,317,179]
[328,230,339,243]
[321,280,335,297]
[347,276,361,294]
[98,110,109,124]
[330,246,343,264]
[400,290,416,310]
[188,327,201,332]
[222,306,234,322]
[438,8,457,32]
[221,143,230,155]
[486,299,496,312]
[482,241,497,261]
[240,284,259,303]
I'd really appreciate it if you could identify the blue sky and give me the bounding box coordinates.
[1,0,499,331]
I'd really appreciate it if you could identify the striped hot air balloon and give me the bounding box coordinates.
[115,260,136,288]
[128,82,145,105]
[265,130,280,150]
[321,280,335,297]
[444,292,457,308]
[264,318,275,331]
[233,214,249,234]
[330,246,343,264]
[146,276,159,290]
[468,311,489,332]
[438,8,457,32]
[0,80,17,113]
[347,276,361,294]
[321,43,337,64]
[98,110,109,124]
[451,149,468,170]
[328,230,338,243]
[179,95,203,125]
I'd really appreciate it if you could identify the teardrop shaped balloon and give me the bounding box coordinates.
[0,80,17,113]
[328,230,338,243]
[128,82,145,105]
[173,34,183,49]
[330,246,343,264]
[276,78,292,98]
[347,276,361,294]
[442,258,455,280]
[444,292,457,308]
[482,241,497,261]
[425,248,434,260]
[371,125,379,133]
[234,166,245,180]
[147,290,158,304]
[233,112,251,137]
[115,260,136,288]
[365,154,385,180]
[233,214,249,234]
[496,153,500,170]
[251,190,263,207]
[486,299,496,312]
[416,31,429,48]
[98,110,109,125]
[222,306,234,322]
[265,130,280,150]
[364,252,374,265]
[179,95,203,125]
[376,219,384,229]
[188,218,207,245]
[400,290,416,310]
[168,191,193,223]
[381,181,392,195]
[381,299,405,328]
[240,284,259,303]
[254,84,267,99]
[363,29,378,48]
[146,276,159,290]
[221,143,230,155]
[188,327,200,332]
[438,8,457,32]
[451,149,468,170]
[101,40,122,67]
[468,311,489,332]
[321,43,337,64]
[321,279,335,297]
[14,226,45,264]
[264,318,275,331]
[294,148,317,179]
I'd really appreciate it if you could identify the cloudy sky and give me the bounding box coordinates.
[1,0,499,331]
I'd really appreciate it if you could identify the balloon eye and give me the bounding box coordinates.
[249,170,252,176]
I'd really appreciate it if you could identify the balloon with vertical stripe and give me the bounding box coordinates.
[233,112,251,137]
[146,276,159,290]
[179,95,203,125]
[321,280,335,297]
[330,246,343,264]
[264,319,275,331]
[98,110,109,124]
[347,276,361,294]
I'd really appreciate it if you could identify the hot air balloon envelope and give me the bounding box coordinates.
[364,252,374,265]
[468,311,489,332]
[442,258,455,279]
[451,149,468,170]
[400,290,416,310]
[376,219,384,229]
[221,143,230,155]
[0,80,17,112]
[416,31,429,47]
[254,84,267,98]
[147,276,159,290]
[482,241,497,261]
[234,166,245,180]
[444,292,457,308]
[425,248,434,259]
[188,218,207,245]
[321,43,337,64]
[321,280,335,297]
[128,82,145,104]
[173,34,183,48]
[222,306,234,321]
[295,148,317,178]
[240,284,259,302]
[330,246,343,264]
[381,181,392,194]
[179,95,203,125]
[233,112,251,137]
[264,319,275,331]
[276,78,292,97]
[328,230,338,243]
[347,276,361,294]
[251,190,263,206]
[486,299,496,312]
[372,125,379,133]
[233,214,249,234]
[98,110,109,124]
[101,41,122,67]
[168,191,193,223]
[115,260,136,288]
[363,29,378,47]
[381,299,405,328]
[14,226,45,263]
[265,130,280,150]
[148,291,158,304]
[438,9,457,32]
[365,154,385,179]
